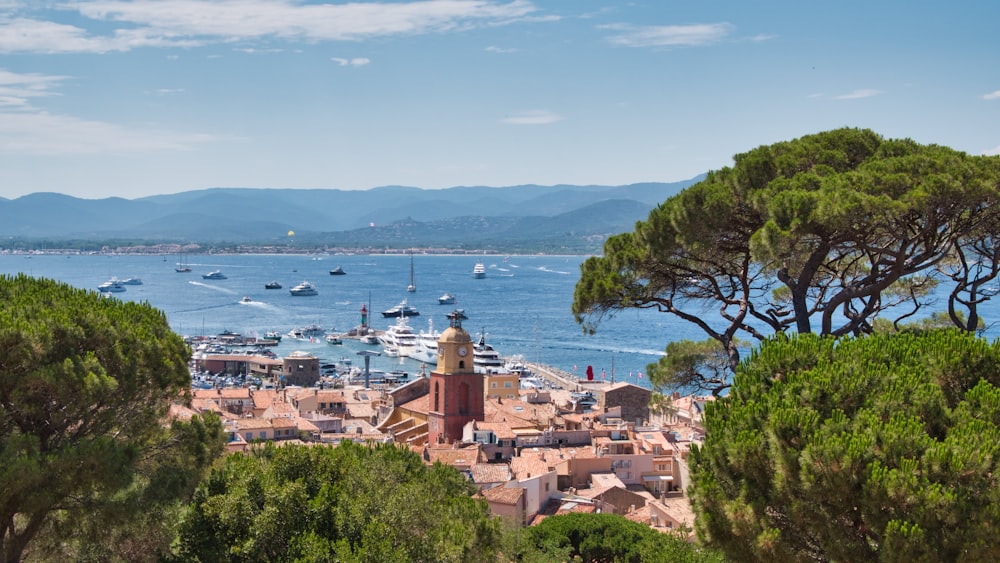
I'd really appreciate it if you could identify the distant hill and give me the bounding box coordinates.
[0,178,702,252]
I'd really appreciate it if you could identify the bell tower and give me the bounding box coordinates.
[427,310,483,444]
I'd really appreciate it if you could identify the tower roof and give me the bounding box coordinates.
[439,325,472,344]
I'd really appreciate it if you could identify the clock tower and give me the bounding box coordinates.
[427,310,484,444]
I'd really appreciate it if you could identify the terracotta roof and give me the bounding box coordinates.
[510,456,551,481]
[426,444,483,468]
[250,389,279,410]
[474,421,516,439]
[482,486,524,505]
[470,463,512,484]
[398,394,430,414]
[234,417,274,430]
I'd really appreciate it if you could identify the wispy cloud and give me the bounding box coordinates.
[600,22,734,48]
[986,145,1000,156]
[834,89,883,100]
[0,0,545,54]
[331,57,370,66]
[0,68,213,154]
[502,109,562,125]
[983,90,1000,100]
[485,45,517,53]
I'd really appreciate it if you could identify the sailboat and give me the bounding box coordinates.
[406,253,416,292]
[175,249,191,272]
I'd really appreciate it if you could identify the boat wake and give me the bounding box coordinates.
[537,267,571,275]
[189,281,237,294]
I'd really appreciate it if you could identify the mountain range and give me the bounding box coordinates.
[0,178,701,253]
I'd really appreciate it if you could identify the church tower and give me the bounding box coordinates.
[427,310,484,444]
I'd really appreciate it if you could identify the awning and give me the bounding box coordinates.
[642,475,673,482]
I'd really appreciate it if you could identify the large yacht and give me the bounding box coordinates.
[202,270,227,280]
[378,316,419,358]
[97,278,126,293]
[437,292,456,305]
[382,298,420,318]
[472,262,486,279]
[473,333,505,374]
[289,281,318,296]
[409,318,442,364]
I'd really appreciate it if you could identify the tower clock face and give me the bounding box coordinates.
[458,346,468,357]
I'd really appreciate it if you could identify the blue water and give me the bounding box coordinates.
[3,253,706,388]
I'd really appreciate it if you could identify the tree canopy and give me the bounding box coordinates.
[573,128,1000,393]
[508,512,724,563]
[176,441,502,562]
[689,329,1000,561]
[0,274,224,562]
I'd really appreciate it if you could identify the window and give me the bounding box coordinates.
[504,381,512,388]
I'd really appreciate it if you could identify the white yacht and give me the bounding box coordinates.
[289,281,318,296]
[437,292,456,305]
[202,270,227,280]
[287,324,325,339]
[382,299,420,318]
[409,319,441,364]
[120,277,143,285]
[378,316,418,358]
[97,278,126,293]
[473,333,505,374]
[472,262,486,279]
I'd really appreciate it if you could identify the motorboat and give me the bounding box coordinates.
[202,270,227,280]
[97,279,126,293]
[175,265,192,273]
[474,333,505,374]
[120,277,143,285]
[361,333,379,345]
[329,266,346,275]
[472,262,486,279]
[289,280,318,296]
[409,319,441,364]
[286,324,325,339]
[437,292,456,305]
[382,298,420,318]
[264,330,283,342]
[240,295,252,303]
[264,281,282,289]
[325,334,343,345]
[378,316,418,358]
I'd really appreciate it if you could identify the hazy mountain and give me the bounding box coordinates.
[0,177,702,251]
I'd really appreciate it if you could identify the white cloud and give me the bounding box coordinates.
[0,1,544,54]
[983,90,1000,100]
[501,109,562,125]
[0,69,69,107]
[834,89,883,100]
[986,145,1000,156]
[331,57,370,66]
[485,45,516,53]
[0,110,216,154]
[601,22,733,48]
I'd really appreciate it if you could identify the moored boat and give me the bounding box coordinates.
[120,277,143,285]
[97,278,126,293]
[382,298,420,318]
[472,262,486,279]
[437,292,456,305]
[378,316,418,358]
[329,266,346,275]
[264,281,282,289]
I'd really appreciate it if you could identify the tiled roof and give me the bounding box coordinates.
[470,463,512,484]
[482,486,524,505]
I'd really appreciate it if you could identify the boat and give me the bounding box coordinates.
[97,278,126,293]
[289,281,318,296]
[437,292,456,305]
[382,298,420,318]
[473,332,505,374]
[325,333,343,345]
[378,316,418,358]
[264,330,283,342]
[120,277,143,285]
[472,262,486,279]
[202,270,227,280]
[410,319,441,364]
[175,251,191,272]
[406,254,416,293]
[264,281,282,289]
[361,333,379,345]
[329,266,346,275]
[240,296,252,303]
[287,324,325,339]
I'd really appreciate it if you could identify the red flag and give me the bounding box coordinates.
[586,365,594,381]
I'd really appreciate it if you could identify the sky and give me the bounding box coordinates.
[0,1,998,200]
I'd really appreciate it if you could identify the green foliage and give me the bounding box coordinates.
[647,339,733,397]
[176,441,502,562]
[0,274,225,562]
[573,128,1000,394]
[512,512,725,563]
[689,329,1000,561]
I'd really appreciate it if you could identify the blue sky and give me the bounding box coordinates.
[0,1,998,200]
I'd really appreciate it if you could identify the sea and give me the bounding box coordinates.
[1,253,710,389]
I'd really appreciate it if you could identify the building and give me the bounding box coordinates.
[282,351,320,387]
[427,311,484,444]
